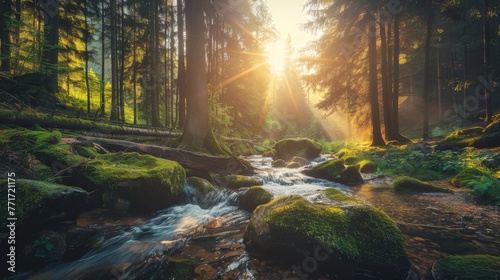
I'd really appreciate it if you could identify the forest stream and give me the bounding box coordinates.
[9,155,500,280]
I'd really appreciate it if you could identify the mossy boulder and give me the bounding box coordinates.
[432,255,500,280]
[357,159,378,173]
[82,152,186,213]
[272,159,286,168]
[244,196,409,279]
[302,159,345,181]
[339,166,364,185]
[215,175,263,189]
[286,161,301,169]
[291,156,310,166]
[239,186,272,212]
[302,159,364,185]
[393,176,451,194]
[451,168,489,188]
[186,177,215,196]
[262,149,275,158]
[273,138,322,161]
[0,179,89,230]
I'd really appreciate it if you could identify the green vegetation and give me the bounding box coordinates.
[239,186,273,212]
[393,176,451,194]
[356,159,378,173]
[451,168,490,188]
[432,255,500,280]
[273,138,322,161]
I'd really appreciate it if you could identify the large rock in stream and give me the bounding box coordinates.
[302,159,364,185]
[0,179,89,229]
[273,138,322,162]
[244,196,409,280]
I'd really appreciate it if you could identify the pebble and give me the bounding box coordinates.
[413,237,425,242]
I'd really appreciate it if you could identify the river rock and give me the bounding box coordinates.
[0,179,89,229]
[239,186,272,212]
[244,196,409,279]
[215,175,263,189]
[432,255,500,280]
[273,138,322,161]
[393,176,452,194]
[302,159,364,185]
[186,177,215,196]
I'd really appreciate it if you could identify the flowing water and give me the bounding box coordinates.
[11,156,500,279]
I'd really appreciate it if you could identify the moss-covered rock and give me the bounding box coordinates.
[244,196,409,279]
[302,160,363,185]
[302,159,345,182]
[286,161,301,169]
[215,175,263,190]
[323,188,362,205]
[432,255,500,280]
[357,159,378,173]
[451,168,489,188]
[239,186,272,212]
[273,138,322,161]
[272,159,286,168]
[262,149,275,158]
[0,179,89,229]
[393,176,451,194]
[82,152,186,213]
[339,166,364,185]
[186,176,215,196]
[291,156,310,166]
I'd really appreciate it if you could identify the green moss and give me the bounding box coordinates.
[357,159,378,173]
[246,196,408,278]
[451,168,489,188]
[262,149,275,158]
[323,188,362,204]
[186,176,215,195]
[393,176,451,194]
[286,161,301,168]
[432,255,500,280]
[239,186,272,212]
[273,138,322,161]
[316,159,345,176]
[85,152,185,193]
[74,145,99,158]
[0,179,88,228]
[216,175,263,189]
[272,159,286,167]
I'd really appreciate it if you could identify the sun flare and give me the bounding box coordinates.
[265,41,286,75]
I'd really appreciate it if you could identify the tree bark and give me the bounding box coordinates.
[422,0,433,139]
[0,0,12,72]
[379,18,394,141]
[177,0,186,128]
[181,0,225,154]
[42,0,59,93]
[368,22,385,147]
[110,0,119,121]
[100,0,106,117]
[483,0,492,124]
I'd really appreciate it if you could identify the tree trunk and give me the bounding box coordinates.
[100,0,106,117]
[110,0,119,121]
[150,0,162,127]
[119,0,125,122]
[42,0,59,93]
[379,19,394,141]
[422,0,433,139]
[177,0,186,128]
[391,15,408,143]
[368,22,385,147]
[85,0,91,116]
[0,0,12,72]
[82,137,253,175]
[181,0,225,154]
[132,2,137,125]
[483,0,492,123]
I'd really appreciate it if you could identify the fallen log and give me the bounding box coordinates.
[80,137,255,175]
